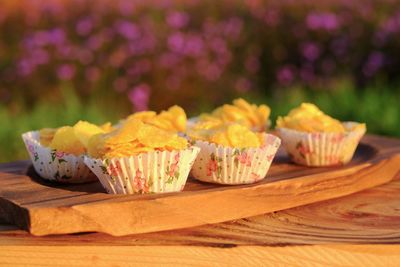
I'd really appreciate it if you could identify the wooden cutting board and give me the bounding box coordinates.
[1,134,400,237]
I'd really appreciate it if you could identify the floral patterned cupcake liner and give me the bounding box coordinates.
[190,133,281,184]
[21,131,97,183]
[277,122,366,167]
[84,146,200,194]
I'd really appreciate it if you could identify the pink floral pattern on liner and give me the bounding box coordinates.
[296,141,312,159]
[311,132,321,140]
[206,158,218,176]
[133,169,150,193]
[265,134,278,146]
[206,153,222,177]
[107,160,122,177]
[55,151,65,158]
[28,144,39,161]
[250,172,261,183]
[236,152,252,167]
[166,153,181,183]
[266,153,275,162]
[28,144,35,153]
[331,134,345,143]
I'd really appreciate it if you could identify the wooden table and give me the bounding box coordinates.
[1,168,400,266]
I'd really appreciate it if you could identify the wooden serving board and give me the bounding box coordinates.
[1,134,400,237]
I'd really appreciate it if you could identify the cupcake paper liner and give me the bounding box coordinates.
[21,131,97,183]
[84,146,200,194]
[277,122,366,167]
[190,134,281,184]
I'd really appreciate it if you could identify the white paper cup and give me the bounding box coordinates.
[277,122,366,167]
[84,146,200,194]
[21,131,97,183]
[190,133,281,184]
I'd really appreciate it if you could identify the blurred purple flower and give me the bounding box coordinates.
[306,12,339,31]
[263,9,280,26]
[223,17,243,39]
[76,18,93,36]
[57,64,76,80]
[118,0,136,16]
[381,13,400,34]
[57,45,73,58]
[17,59,35,76]
[183,34,204,57]
[210,37,227,54]
[276,65,295,85]
[127,34,156,54]
[22,37,35,49]
[128,83,151,111]
[48,28,66,45]
[31,49,49,65]
[300,42,321,62]
[363,51,385,77]
[115,20,140,40]
[168,32,185,52]
[166,11,189,29]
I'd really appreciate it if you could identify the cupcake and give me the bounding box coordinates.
[21,121,113,183]
[276,103,366,166]
[122,105,187,132]
[84,116,200,194]
[188,123,281,184]
[190,98,271,132]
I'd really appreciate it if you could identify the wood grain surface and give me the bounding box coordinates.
[1,135,400,238]
[1,172,400,266]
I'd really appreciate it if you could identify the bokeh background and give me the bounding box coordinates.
[1,0,400,162]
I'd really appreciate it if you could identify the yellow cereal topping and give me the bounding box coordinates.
[125,105,187,132]
[87,119,188,159]
[276,103,346,133]
[196,98,270,131]
[42,121,110,155]
[189,123,263,148]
